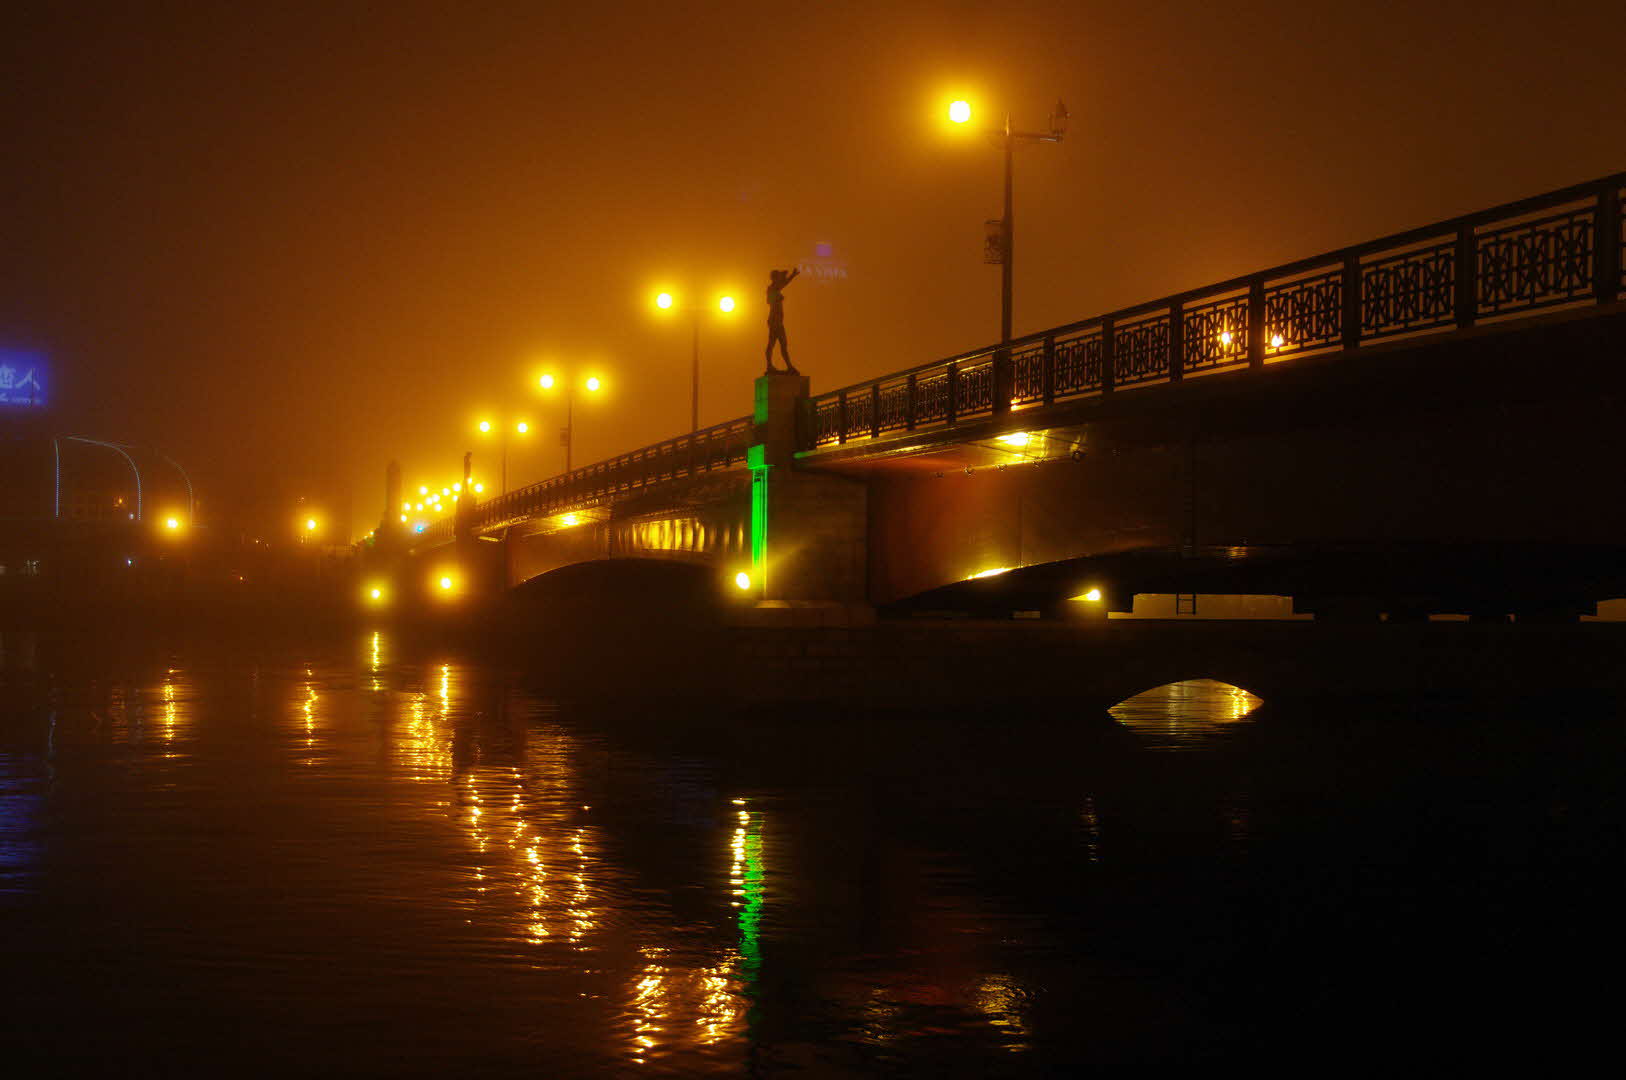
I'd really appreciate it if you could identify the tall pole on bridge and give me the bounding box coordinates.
[949,99,1068,344]
[538,372,604,475]
[476,419,527,494]
[654,291,737,431]
[1001,114,1014,345]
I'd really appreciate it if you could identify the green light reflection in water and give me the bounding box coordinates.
[730,799,765,1043]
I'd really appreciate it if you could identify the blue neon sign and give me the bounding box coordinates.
[0,349,47,408]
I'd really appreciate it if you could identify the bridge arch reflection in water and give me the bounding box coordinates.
[1109,679,1264,750]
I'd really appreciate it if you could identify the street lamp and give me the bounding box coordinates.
[475,418,531,494]
[537,372,605,472]
[948,97,1068,343]
[653,290,737,431]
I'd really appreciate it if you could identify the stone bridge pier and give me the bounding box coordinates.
[747,373,869,619]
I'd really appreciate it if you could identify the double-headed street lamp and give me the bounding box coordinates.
[654,291,737,432]
[948,98,1069,344]
[476,418,530,494]
[537,372,604,472]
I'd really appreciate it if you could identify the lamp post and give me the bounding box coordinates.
[654,291,736,431]
[948,98,1068,344]
[476,418,530,494]
[537,373,604,473]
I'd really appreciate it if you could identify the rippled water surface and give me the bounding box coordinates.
[1,630,1621,1073]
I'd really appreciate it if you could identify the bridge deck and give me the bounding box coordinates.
[407,170,1624,549]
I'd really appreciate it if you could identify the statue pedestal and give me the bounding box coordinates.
[752,371,810,466]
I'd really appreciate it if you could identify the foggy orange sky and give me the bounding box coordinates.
[3,0,1623,537]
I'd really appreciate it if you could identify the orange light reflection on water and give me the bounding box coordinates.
[1108,678,1262,750]
[374,669,757,1064]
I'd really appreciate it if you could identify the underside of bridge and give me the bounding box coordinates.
[879,543,1626,621]
[805,307,1626,617]
[502,472,753,588]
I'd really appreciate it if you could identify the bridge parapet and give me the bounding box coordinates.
[808,171,1625,450]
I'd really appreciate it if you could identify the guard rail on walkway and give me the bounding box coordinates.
[808,172,1626,448]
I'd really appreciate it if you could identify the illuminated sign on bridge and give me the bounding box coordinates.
[0,349,48,408]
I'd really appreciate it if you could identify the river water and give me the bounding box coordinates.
[1,630,1619,1073]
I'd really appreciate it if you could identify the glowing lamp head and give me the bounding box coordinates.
[1270,333,1285,348]
[734,571,752,591]
[165,517,180,531]
[473,483,484,494]
[452,482,460,492]
[1083,587,1103,602]
[585,376,602,392]
[439,576,453,591]
[718,296,736,313]
[655,292,674,310]
[478,420,491,433]
[949,100,972,124]
[539,373,555,389]
[516,421,528,434]
[1219,331,1234,347]
[305,518,317,531]
[418,485,428,496]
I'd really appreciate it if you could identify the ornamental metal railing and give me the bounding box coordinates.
[808,172,1625,449]
[413,414,754,545]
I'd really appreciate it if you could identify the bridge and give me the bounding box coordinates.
[370,171,1626,626]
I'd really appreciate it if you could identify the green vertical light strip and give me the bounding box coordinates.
[748,443,768,593]
[738,813,764,974]
[736,808,765,1048]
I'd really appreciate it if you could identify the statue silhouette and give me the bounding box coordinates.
[764,268,800,374]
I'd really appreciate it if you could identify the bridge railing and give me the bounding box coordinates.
[414,413,756,545]
[808,172,1625,449]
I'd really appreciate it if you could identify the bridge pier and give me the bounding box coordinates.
[749,372,870,621]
